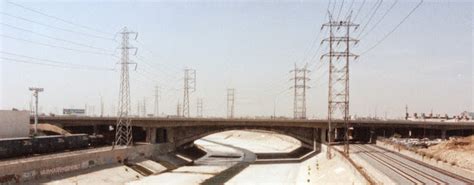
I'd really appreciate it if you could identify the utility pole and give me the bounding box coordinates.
[290,63,310,119]
[183,68,196,117]
[227,88,235,118]
[196,98,203,118]
[29,87,43,136]
[154,86,160,117]
[114,27,138,147]
[321,12,359,157]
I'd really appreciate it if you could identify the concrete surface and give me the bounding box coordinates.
[129,130,364,185]
[0,110,29,138]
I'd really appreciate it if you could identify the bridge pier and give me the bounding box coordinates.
[321,128,327,144]
[145,127,156,143]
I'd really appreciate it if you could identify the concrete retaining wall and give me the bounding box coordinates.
[376,140,474,181]
[0,143,174,184]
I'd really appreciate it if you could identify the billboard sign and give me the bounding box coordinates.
[63,109,85,115]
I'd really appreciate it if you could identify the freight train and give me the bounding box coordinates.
[0,134,103,160]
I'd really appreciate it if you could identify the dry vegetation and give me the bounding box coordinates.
[419,135,474,171]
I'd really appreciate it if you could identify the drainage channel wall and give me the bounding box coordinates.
[0,143,174,184]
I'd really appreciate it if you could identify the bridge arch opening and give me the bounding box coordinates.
[195,130,302,154]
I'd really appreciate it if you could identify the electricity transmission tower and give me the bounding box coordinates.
[321,13,359,156]
[177,102,182,117]
[114,27,138,147]
[183,68,196,117]
[100,95,104,117]
[142,97,147,117]
[154,86,160,117]
[290,63,310,119]
[227,88,235,118]
[196,98,203,118]
[136,100,141,117]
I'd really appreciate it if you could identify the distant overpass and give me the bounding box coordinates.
[33,116,474,130]
[32,116,474,150]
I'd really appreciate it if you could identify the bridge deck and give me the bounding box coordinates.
[33,116,474,130]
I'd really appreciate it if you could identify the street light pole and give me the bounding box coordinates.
[29,87,43,136]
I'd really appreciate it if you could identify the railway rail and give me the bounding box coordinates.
[351,144,474,185]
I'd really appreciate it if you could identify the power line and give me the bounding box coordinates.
[0,22,113,52]
[296,0,332,66]
[0,57,114,71]
[343,0,356,19]
[0,34,116,57]
[0,50,111,68]
[361,0,423,55]
[352,0,367,22]
[7,1,114,36]
[359,0,399,40]
[0,12,116,41]
[336,0,346,21]
[357,0,384,37]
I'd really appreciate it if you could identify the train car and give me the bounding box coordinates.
[32,135,66,154]
[0,134,95,160]
[64,134,90,150]
[0,137,33,159]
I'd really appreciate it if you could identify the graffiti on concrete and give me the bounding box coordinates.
[39,163,82,176]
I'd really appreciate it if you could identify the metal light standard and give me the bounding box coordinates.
[29,87,43,135]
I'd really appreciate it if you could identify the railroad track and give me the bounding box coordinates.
[351,144,474,185]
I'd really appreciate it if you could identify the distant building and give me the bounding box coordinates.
[406,111,472,122]
[0,110,30,138]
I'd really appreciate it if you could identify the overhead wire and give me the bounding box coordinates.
[0,22,114,52]
[0,56,114,71]
[359,0,399,40]
[6,1,114,36]
[0,34,116,57]
[0,12,116,41]
[357,0,384,37]
[361,0,423,55]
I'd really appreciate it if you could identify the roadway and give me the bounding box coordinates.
[350,144,474,185]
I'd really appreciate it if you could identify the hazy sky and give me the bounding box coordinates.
[0,0,472,118]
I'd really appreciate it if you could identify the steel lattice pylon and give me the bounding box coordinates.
[196,98,203,118]
[114,27,138,147]
[321,13,359,157]
[183,68,196,117]
[227,88,235,118]
[290,63,310,120]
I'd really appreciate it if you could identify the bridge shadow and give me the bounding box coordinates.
[198,139,321,184]
[199,139,255,185]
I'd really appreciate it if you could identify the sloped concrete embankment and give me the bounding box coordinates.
[0,143,201,184]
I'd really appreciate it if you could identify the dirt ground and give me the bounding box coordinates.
[419,135,474,171]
